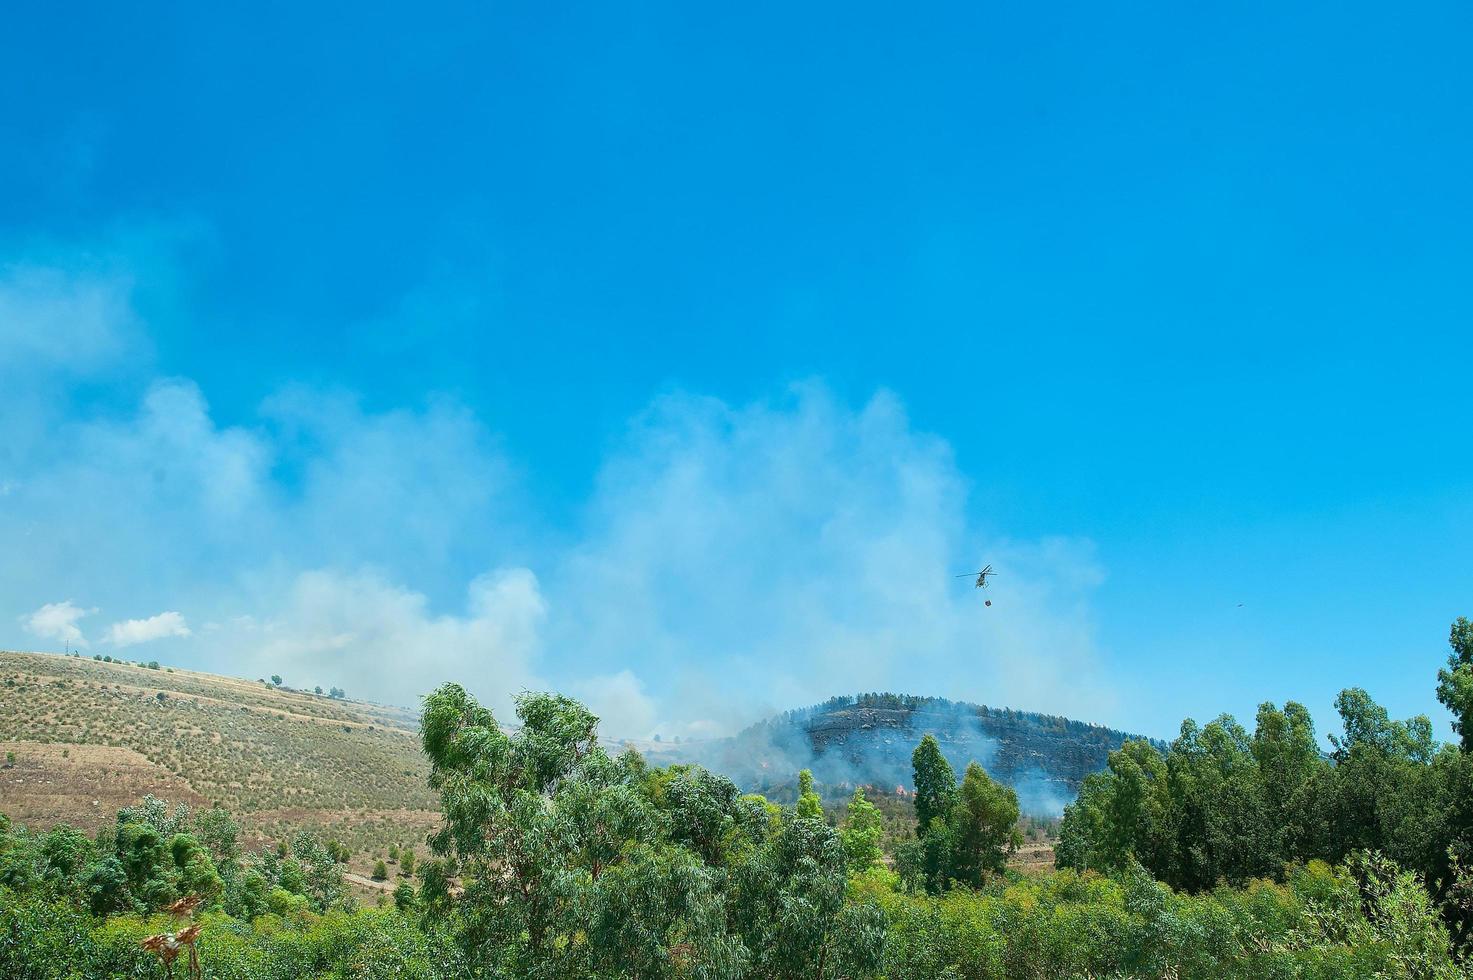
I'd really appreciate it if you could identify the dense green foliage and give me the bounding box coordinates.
[898,736,1022,893]
[0,796,347,925]
[860,854,1465,979]
[0,796,463,979]
[417,683,884,979]
[0,896,461,980]
[1058,620,1473,952]
[5,817,1465,979]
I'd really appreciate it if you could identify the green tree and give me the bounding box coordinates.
[40,825,93,887]
[224,865,269,918]
[729,814,885,978]
[586,844,747,978]
[840,789,884,871]
[1056,771,1113,873]
[372,859,388,881]
[1251,701,1325,864]
[652,764,764,866]
[421,684,735,978]
[277,856,306,897]
[84,857,129,915]
[270,674,282,686]
[945,762,1021,885]
[1058,738,1176,877]
[288,832,344,909]
[796,769,824,821]
[1165,715,1276,889]
[418,683,878,978]
[98,807,221,911]
[1058,654,1466,908]
[1322,688,1442,873]
[1105,739,1174,874]
[1438,617,1473,752]
[911,735,956,834]
[168,832,223,903]
[193,805,240,869]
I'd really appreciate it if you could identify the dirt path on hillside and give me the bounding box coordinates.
[344,872,396,892]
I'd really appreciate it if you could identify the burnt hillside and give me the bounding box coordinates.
[688,693,1162,816]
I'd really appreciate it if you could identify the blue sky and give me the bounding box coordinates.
[2,2,1470,742]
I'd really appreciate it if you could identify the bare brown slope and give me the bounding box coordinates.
[0,650,436,852]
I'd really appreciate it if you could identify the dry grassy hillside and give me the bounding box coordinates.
[0,650,438,859]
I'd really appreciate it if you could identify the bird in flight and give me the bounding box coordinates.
[956,564,997,589]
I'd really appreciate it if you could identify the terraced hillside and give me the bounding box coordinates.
[0,650,436,854]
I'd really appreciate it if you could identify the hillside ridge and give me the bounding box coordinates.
[685,691,1160,814]
[0,649,436,855]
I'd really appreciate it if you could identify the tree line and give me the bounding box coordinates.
[1057,617,1473,947]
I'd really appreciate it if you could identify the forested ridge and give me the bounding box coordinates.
[2,619,1471,978]
[705,691,1161,811]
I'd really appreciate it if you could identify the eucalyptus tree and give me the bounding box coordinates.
[727,811,885,979]
[946,762,1021,885]
[421,684,759,979]
[1251,700,1324,864]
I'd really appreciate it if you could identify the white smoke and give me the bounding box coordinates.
[0,245,1117,735]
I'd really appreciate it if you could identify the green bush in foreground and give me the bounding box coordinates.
[858,854,1464,980]
[0,896,462,980]
[3,854,1465,979]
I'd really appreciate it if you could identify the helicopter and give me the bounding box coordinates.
[955,564,997,590]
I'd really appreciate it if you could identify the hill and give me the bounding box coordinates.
[683,692,1161,815]
[0,650,436,868]
[2,651,1156,850]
